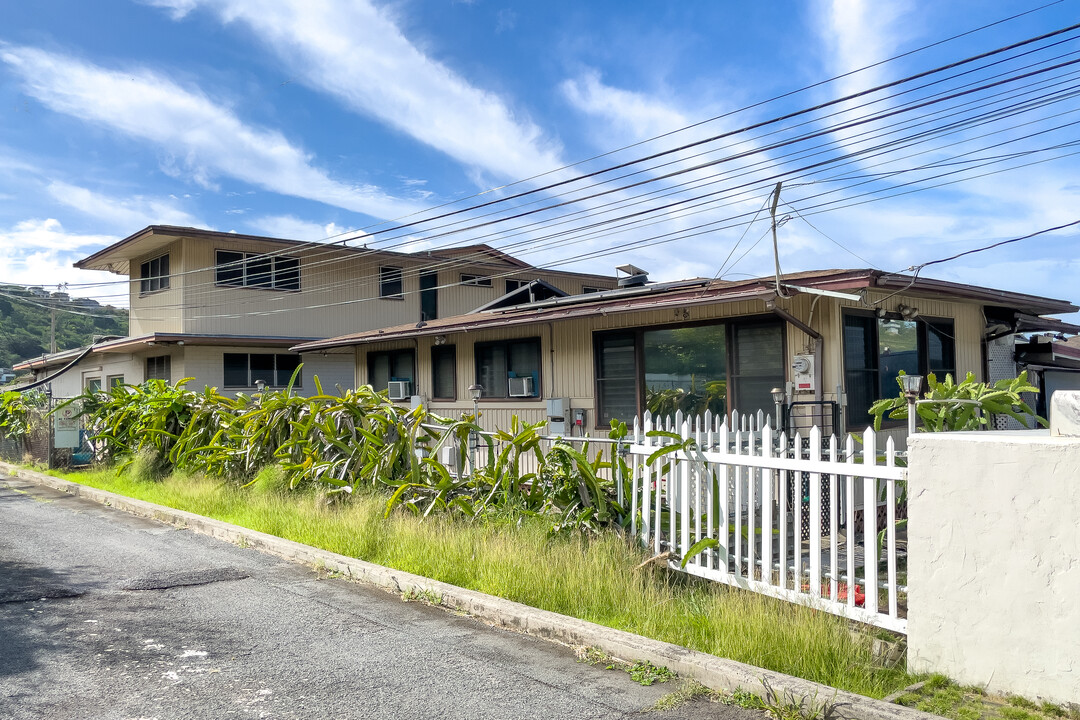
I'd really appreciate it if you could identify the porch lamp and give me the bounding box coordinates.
[901,374,924,436]
[770,387,785,433]
[467,383,484,456]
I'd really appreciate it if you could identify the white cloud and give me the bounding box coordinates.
[246,215,369,243]
[562,71,687,142]
[0,44,423,220]
[144,0,565,181]
[0,219,126,303]
[45,181,206,231]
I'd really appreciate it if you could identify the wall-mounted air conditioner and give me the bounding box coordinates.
[387,380,411,401]
[508,376,535,398]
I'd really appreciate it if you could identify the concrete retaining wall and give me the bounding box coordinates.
[907,429,1080,703]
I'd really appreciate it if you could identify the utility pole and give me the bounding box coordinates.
[769,181,789,299]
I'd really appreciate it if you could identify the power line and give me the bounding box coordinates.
[46,19,1080,295]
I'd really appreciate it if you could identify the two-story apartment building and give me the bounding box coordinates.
[15,225,617,397]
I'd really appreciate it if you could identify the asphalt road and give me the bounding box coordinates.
[0,476,760,720]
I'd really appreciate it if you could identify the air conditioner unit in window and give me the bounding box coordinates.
[507,375,535,398]
[387,380,411,401]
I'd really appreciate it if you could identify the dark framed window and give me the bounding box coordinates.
[380,267,403,299]
[505,279,529,294]
[431,345,456,399]
[146,355,171,382]
[842,311,956,427]
[106,374,125,388]
[593,317,784,426]
[139,254,170,294]
[223,353,302,388]
[215,251,301,291]
[420,271,438,321]
[474,337,541,398]
[460,273,492,287]
[582,286,604,294]
[368,349,415,392]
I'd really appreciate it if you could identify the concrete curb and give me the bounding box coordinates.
[2,462,935,720]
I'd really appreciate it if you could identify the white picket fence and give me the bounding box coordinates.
[625,410,908,633]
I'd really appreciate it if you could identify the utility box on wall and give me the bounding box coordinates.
[547,397,571,436]
[792,354,815,393]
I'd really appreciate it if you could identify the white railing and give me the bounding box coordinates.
[627,409,908,634]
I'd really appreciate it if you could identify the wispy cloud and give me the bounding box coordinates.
[144,0,565,181]
[0,43,423,219]
[246,214,369,243]
[46,181,206,231]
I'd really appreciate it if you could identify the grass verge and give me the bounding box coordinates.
[892,675,1080,720]
[49,465,912,699]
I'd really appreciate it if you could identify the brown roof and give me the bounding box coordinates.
[13,332,333,372]
[292,268,1078,352]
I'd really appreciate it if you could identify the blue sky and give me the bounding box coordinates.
[0,0,1078,317]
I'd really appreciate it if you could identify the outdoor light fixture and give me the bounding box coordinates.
[434,335,447,345]
[898,304,920,319]
[467,384,484,467]
[771,387,785,432]
[255,379,267,393]
[901,374,923,435]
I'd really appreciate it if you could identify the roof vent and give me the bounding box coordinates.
[616,264,649,288]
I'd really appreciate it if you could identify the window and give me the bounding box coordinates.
[420,271,438,321]
[505,279,529,294]
[85,377,101,393]
[139,254,170,294]
[582,286,605,294]
[146,356,171,382]
[215,251,301,291]
[594,319,784,426]
[460,273,492,287]
[222,353,302,388]
[842,311,956,427]
[380,266,403,299]
[107,374,125,388]
[474,338,541,398]
[368,349,415,392]
[431,345,456,399]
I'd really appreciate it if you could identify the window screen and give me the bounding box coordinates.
[380,267,403,298]
[474,338,540,398]
[368,349,415,391]
[145,355,172,382]
[595,332,638,425]
[432,346,456,399]
[139,255,170,294]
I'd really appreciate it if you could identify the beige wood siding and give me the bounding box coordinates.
[352,291,989,441]
[128,240,183,335]
[147,236,616,338]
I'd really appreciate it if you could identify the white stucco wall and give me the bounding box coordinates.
[907,430,1080,703]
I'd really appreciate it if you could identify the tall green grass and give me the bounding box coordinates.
[53,467,914,699]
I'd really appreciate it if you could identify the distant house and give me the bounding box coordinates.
[293,268,1078,443]
[14,225,617,397]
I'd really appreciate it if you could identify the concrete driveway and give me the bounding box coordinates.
[0,476,760,720]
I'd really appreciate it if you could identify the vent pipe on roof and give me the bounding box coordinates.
[616,264,649,288]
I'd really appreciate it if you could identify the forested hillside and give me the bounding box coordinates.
[0,293,128,370]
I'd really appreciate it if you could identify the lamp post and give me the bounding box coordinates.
[901,374,923,436]
[771,387,785,433]
[467,384,483,469]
